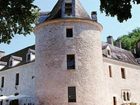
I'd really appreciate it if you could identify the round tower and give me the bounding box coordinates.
[34,0,106,105]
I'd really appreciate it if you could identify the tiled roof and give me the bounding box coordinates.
[38,12,49,24]
[102,42,139,65]
[10,56,22,61]
[0,45,35,70]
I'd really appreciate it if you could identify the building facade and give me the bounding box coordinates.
[0,0,140,105]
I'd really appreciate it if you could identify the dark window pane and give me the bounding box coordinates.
[0,100,3,105]
[121,68,126,79]
[127,92,130,101]
[65,3,72,16]
[68,87,76,102]
[9,60,13,67]
[67,55,75,69]
[113,97,117,105]
[66,28,73,37]
[123,92,126,101]
[1,77,4,88]
[27,54,31,61]
[109,65,112,77]
[107,50,111,55]
[16,73,19,85]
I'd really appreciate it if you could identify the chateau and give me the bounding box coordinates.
[0,0,140,105]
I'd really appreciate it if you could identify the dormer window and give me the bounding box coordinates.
[9,56,22,67]
[107,49,111,55]
[65,0,72,16]
[27,54,31,61]
[26,49,35,62]
[9,60,13,67]
[0,61,7,70]
[106,46,111,57]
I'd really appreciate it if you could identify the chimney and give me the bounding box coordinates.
[0,51,5,59]
[91,11,97,21]
[115,40,122,48]
[107,36,114,46]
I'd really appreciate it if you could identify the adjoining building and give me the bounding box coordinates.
[0,0,140,105]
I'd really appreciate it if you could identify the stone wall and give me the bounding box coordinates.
[34,19,107,105]
[103,57,140,105]
[0,62,35,97]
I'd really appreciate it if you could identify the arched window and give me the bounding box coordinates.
[127,92,130,101]
[123,92,126,101]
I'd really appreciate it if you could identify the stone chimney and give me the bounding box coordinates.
[107,36,114,46]
[136,41,140,57]
[115,40,122,48]
[0,51,5,59]
[91,11,97,21]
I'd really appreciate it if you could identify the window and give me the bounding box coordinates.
[107,50,111,55]
[68,87,76,102]
[109,65,112,77]
[0,100,3,105]
[123,92,126,101]
[127,92,130,101]
[1,77,4,88]
[9,60,13,67]
[15,73,19,85]
[113,97,117,105]
[122,91,130,101]
[67,55,75,69]
[65,1,72,16]
[66,28,73,37]
[121,68,126,79]
[27,54,31,62]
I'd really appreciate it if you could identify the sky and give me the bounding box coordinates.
[0,0,140,55]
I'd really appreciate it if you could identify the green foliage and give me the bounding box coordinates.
[116,28,140,51]
[100,0,140,22]
[0,0,39,44]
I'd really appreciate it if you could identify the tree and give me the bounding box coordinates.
[100,0,140,22]
[116,28,140,51]
[0,0,39,44]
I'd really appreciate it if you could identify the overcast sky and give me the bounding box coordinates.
[0,0,140,55]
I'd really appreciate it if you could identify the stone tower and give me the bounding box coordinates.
[34,0,106,105]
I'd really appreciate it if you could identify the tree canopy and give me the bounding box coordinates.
[0,0,39,44]
[100,0,140,22]
[115,28,140,52]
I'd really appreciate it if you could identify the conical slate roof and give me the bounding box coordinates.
[38,0,91,24]
[48,0,90,19]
